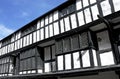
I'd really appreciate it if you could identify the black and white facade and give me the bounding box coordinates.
[0,0,120,79]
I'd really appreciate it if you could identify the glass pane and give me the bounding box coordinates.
[64,17,70,31]
[70,14,77,29]
[45,26,49,38]
[77,11,85,26]
[92,49,98,66]
[31,57,36,69]
[37,30,40,41]
[113,0,120,12]
[52,45,56,59]
[65,54,71,70]
[83,0,89,7]
[57,55,63,70]
[45,16,48,25]
[49,24,53,37]
[71,35,79,50]
[44,47,51,60]
[26,35,29,45]
[90,0,96,4]
[54,22,59,35]
[84,8,92,23]
[60,19,65,33]
[81,50,90,67]
[56,40,63,54]
[91,5,99,20]
[52,61,56,71]
[76,0,82,10]
[100,51,115,66]
[45,63,51,72]
[33,32,37,43]
[54,11,59,21]
[80,32,89,48]
[63,37,71,52]
[97,31,111,50]
[29,34,32,44]
[37,57,43,69]
[101,0,111,16]
[40,19,44,27]
[37,20,41,29]
[49,14,53,23]
[73,52,80,68]
[40,28,44,40]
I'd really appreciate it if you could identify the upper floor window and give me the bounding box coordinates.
[60,4,75,17]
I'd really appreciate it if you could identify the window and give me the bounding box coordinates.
[45,26,49,38]
[49,14,53,23]
[40,19,44,27]
[84,8,92,23]
[90,0,96,4]
[60,19,65,33]
[33,32,37,43]
[0,57,13,76]
[101,0,111,16]
[76,0,82,10]
[65,54,71,70]
[113,0,120,12]
[40,28,44,40]
[53,11,59,21]
[57,55,64,70]
[70,14,77,29]
[37,20,41,29]
[73,52,80,68]
[37,30,40,41]
[77,11,85,26]
[81,50,90,67]
[20,48,37,74]
[53,22,59,35]
[91,5,99,20]
[64,17,71,31]
[71,35,79,50]
[83,0,89,7]
[63,37,71,52]
[80,32,89,48]
[56,40,63,54]
[44,45,56,72]
[49,24,53,37]
[45,16,48,25]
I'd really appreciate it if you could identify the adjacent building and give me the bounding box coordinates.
[0,0,120,79]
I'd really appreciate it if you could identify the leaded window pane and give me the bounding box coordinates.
[90,0,96,4]
[49,14,53,23]
[76,0,82,10]
[101,0,111,16]
[84,8,92,23]
[70,14,77,29]
[56,40,63,54]
[77,11,85,26]
[60,19,65,33]
[57,55,63,70]
[63,37,71,52]
[64,17,71,31]
[40,19,44,27]
[65,54,71,70]
[83,0,89,7]
[113,0,120,12]
[71,35,79,50]
[44,47,51,61]
[53,11,59,21]
[49,24,53,37]
[81,50,90,67]
[73,52,80,68]
[91,5,99,20]
[44,63,51,72]
[45,26,49,38]
[52,45,56,59]
[40,28,44,40]
[45,16,48,25]
[54,22,59,35]
[100,51,115,66]
[37,20,41,29]
[80,32,89,48]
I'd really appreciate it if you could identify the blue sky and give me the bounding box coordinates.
[0,0,67,40]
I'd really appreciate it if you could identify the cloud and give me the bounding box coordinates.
[0,24,14,40]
